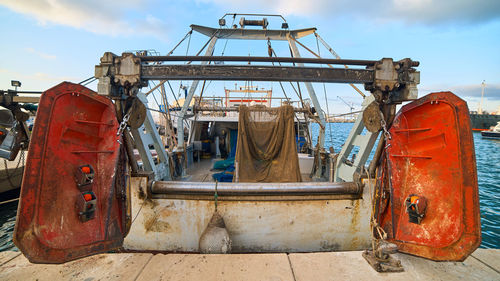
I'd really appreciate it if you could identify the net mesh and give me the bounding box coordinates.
[235,105,302,182]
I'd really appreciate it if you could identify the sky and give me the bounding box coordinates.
[0,0,499,114]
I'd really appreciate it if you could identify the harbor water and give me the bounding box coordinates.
[0,123,498,252]
[312,122,499,249]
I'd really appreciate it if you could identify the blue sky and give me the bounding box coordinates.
[0,0,499,114]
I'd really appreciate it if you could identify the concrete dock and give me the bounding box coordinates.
[0,249,499,280]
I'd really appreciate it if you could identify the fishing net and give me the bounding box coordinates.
[235,105,302,182]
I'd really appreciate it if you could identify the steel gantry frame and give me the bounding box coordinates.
[95,23,420,183]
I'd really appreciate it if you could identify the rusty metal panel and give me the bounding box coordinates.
[381,91,481,261]
[124,177,372,252]
[141,64,374,83]
[14,82,126,264]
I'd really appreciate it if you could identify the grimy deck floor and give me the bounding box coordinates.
[1,249,499,281]
[185,158,314,182]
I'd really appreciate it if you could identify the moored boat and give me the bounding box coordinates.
[481,121,500,139]
[11,14,481,270]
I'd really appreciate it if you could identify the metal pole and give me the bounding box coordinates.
[176,37,218,151]
[138,55,383,66]
[151,181,359,195]
[288,36,326,179]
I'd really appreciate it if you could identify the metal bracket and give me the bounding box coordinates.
[95,52,147,97]
[363,249,404,273]
[367,58,420,104]
[129,93,171,181]
[115,53,142,87]
[335,95,380,182]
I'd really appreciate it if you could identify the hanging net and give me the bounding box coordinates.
[235,105,302,182]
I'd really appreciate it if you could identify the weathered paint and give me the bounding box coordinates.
[13,82,127,264]
[381,92,481,261]
[123,177,372,252]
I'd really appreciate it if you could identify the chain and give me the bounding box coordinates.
[116,111,131,143]
[380,111,391,140]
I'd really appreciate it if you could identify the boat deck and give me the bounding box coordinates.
[1,249,498,280]
[184,158,314,182]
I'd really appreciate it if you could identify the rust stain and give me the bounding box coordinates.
[144,214,171,233]
[349,199,361,249]
[137,184,158,208]
[320,240,341,251]
[137,186,146,200]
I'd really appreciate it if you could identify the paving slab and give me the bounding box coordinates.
[394,251,499,281]
[471,248,500,273]
[289,250,500,281]
[1,249,499,281]
[0,251,21,266]
[0,252,153,281]
[136,253,295,281]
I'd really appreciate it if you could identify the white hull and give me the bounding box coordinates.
[0,153,25,193]
[124,177,372,252]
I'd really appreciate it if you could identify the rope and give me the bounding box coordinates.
[214,180,218,211]
[2,150,25,189]
[0,197,19,205]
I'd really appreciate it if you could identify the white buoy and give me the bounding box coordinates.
[199,210,232,254]
[199,181,232,254]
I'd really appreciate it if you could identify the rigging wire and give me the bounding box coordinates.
[177,30,193,98]
[282,44,313,148]
[144,29,193,97]
[167,81,181,108]
[220,16,236,57]
[268,39,312,152]
[290,35,366,98]
[148,81,163,111]
[176,33,215,100]
[159,83,177,148]
[167,29,193,56]
[316,36,334,145]
[78,76,96,85]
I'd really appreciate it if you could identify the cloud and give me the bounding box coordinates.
[449,83,500,99]
[25,47,56,60]
[0,68,78,90]
[420,82,500,112]
[201,0,500,25]
[0,0,170,39]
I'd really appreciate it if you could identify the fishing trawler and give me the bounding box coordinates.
[11,14,480,271]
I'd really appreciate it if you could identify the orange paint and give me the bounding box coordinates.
[380,91,481,261]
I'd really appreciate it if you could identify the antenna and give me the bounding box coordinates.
[479,80,485,114]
